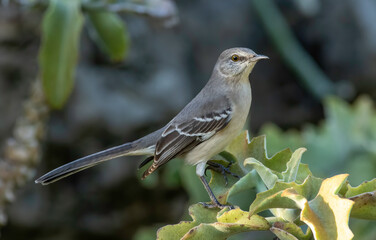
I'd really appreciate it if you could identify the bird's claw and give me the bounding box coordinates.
[204,161,240,186]
[199,201,235,210]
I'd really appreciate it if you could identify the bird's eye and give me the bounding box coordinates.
[231,54,239,62]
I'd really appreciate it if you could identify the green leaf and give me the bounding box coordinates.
[227,171,258,199]
[157,204,218,240]
[208,158,248,204]
[180,165,210,204]
[260,96,376,185]
[282,148,306,183]
[343,178,376,220]
[157,205,269,240]
[295,163,312,184]
[249,175,322,216]
[270,227,299,240]
[87,11,130,62]
[349,191,376,220]
[182,210,269,240]
[301,174,354,240]
[224,132,292,171]
[345,178,376,197]
[224,130,253,169]
[244,158,279,189]
[271,222,312,240]
[243,147,307,189]
[39,0,83,109]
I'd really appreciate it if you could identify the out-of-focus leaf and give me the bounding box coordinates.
[87,11,130,62]
[180,165,209,204]
[345,178,376,197]
[39,0,83,109]
[349,191,376,220]
[260,96,376,185]
[301,174,354,240]
[133,226,158,240]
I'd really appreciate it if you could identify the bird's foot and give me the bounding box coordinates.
[199,201,235,210]
[205,161,240,186]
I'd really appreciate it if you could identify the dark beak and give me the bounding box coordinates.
[251,54,269,61]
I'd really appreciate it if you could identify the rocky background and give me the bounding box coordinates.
[0,0,375,239]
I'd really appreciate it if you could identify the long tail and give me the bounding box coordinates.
[35,128,164,185]
[35,141,153,185]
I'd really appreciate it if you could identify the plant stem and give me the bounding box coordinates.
[251,0,336,100]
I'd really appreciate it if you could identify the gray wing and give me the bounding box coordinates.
[141,104,232,179]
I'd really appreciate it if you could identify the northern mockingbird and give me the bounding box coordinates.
[35,47,268,209]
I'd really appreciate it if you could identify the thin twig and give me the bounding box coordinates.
[251,0,336,100]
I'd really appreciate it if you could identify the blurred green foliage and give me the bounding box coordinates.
[39,0,83,109]
[38,0,130,109]
[260,96,376,185]
[87,11,130,62]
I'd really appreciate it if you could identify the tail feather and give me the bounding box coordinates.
[141,163,158,180]
[35,142,152,185]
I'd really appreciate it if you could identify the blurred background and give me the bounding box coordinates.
[0,0,375,239]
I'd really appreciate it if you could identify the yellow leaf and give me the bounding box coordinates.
[300,174,354,240]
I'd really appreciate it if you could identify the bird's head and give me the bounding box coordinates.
[215,48,268,78]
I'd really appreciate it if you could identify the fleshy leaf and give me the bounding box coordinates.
[244,158,279,189]
[244,147,308,189]
[157,205,269,240]
[249,175,322,216]
[87,11,130,61]
[39,0,83,109]
[345,178,376,197]
[301,174,354,240]
[270,227,299,240]
[227,171,258,198]
[282,148,306,182]
[225,132,293,172]
[349,191,376,220]
[224,130,253,168]
[181,208,270,240]
[343,179,376,220]
[271,222,312,240]
[156,204,218,240]
[295,163,312,184]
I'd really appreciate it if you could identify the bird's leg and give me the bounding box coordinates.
[196,162,234,209]
[205,161,240,186]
